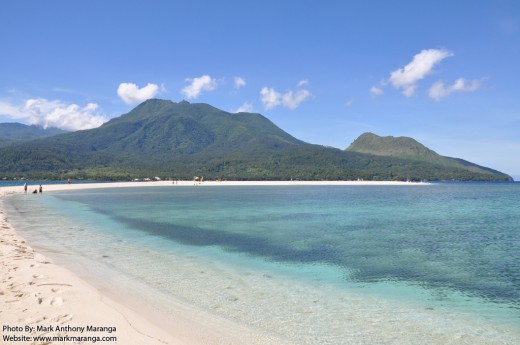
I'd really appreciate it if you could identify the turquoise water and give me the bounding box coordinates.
[4,183,520,344]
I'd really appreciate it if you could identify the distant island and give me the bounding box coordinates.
[0,99,512,181]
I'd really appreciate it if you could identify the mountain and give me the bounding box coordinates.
[0,123,66,147]
[67,99,305,157]
[346,132,506,177]
[0,99,512,181]
[346,132,441,160]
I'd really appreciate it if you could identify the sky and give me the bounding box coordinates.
[1,1,519,179]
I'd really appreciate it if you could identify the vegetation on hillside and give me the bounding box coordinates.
[0,123,66,148]
[0,99,512,181]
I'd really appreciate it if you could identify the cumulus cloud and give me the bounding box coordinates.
[260,81,311,110]
[370,86,384,96]
[234,77,246,89]
[234,102,253,113]
[389,49,453,97]
[117,82,160,104]
[428,78,480,100]
[260,87,282,110]
[181,75,217,99]
[373,48,481,100]
[0,98,108,131]
[282,89,311,110]
[0,101,23,118]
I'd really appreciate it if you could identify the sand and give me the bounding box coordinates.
[0,180,426,345]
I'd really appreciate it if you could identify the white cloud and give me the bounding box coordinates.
[282,89,311,110]
[260,87,282,110]
[0,98,108,131]
[117,82,160,104]
[234,102,253,113]
[234,77,246,89]
[0,101,24,118]
[370,86,384,96]
[181,75,217,99]
[389,49,453,97]
[345,98,355,107]
[428,78,480,100]
[260,81,312,110]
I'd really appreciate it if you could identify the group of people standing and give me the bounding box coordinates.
[23,183,42,194]
[22,178,71,194]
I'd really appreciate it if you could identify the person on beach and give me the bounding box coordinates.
[67,178,71,184]
[24,182,27,193]
[39,185,43,193]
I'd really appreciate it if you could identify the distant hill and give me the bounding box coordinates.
[346,132,440,160]
[0,123,66,147]
[0,99,512,181]
[346,132,505,176]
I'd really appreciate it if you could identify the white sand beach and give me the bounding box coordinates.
[1,184,185,344]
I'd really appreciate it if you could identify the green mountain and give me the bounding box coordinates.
[346,132,441,160]
[0,99,512,181]
[346,132,505,176]
[0,123,66,147]
[69,99,304,156]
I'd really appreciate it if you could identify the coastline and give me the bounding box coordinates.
[1,181,315,345]
[2,179,430,192]
[0,186,183,344]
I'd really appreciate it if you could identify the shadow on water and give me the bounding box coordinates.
[51,184,520,308]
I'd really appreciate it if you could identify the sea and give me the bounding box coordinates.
[3,183,520,344]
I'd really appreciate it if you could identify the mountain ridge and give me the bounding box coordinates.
[346,132,440,159]
[0,99,512,181]
[0,123,67,147]
[346,132,506,176]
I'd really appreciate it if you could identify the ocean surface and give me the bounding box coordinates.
[4,183,520,344]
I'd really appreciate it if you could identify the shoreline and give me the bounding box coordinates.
[2,179,431,191]
[1,181,314,345]
[0,187,182,344]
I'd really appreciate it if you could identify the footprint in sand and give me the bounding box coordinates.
[36,296,63,306]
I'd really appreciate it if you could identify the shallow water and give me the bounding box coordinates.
[5,183,520,344]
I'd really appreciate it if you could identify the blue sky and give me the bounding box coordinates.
[1,1,519,179]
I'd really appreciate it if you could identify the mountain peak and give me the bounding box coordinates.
[0,102,512,181]
[81,98,304,158]
[346,132,437,159]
